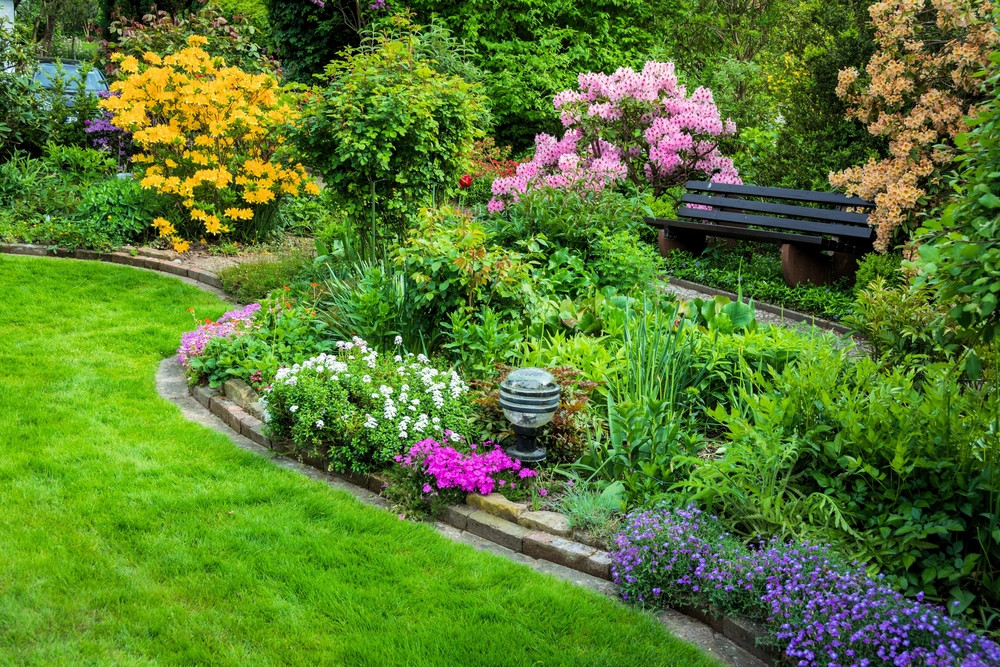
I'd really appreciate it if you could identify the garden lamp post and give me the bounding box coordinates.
[500,367,560,463]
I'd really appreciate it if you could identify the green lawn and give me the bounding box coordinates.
[0,255,714,666]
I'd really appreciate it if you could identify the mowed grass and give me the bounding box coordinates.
[0,255,716,667]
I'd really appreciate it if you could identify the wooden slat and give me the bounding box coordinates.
[681,193,870,226]
[685,180,876,209]
[644,217,824,247]
[676,207,874,240]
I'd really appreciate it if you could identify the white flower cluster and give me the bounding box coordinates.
[264,337,468,444]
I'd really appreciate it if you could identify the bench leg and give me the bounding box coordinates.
[781,243,831,286]
[657,228,706,257]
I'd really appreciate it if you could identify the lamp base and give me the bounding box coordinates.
[503,425,547,463]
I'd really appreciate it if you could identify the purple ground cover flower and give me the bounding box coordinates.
[611,504,1000,666]
[177,303,261,368]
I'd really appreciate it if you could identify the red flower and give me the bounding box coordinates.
[459,174,473,189]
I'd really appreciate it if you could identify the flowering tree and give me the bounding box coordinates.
[830,0,998,251]
[489,61,740,212]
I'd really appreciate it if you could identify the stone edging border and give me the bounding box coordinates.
[666,276,852,335]
[201,377,782,666]
[0,243,224,290]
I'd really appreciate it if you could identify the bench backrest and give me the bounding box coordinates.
[672,180,877,252]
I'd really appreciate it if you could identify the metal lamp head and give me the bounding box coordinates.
[500,367,560,463]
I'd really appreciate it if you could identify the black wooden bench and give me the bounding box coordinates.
[645,181,877,286]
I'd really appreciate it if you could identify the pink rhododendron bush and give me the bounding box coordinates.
[489,61,741,212]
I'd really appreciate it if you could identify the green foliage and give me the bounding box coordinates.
[99,1,279,77]
[218,252,318,303]
[69,176,160,249]
[262,0,357,83]
[662,243,856,320]
[294,19,487,255]
[556,480,624,547]
[844,278,962,366]
[212,0,273,50]
[442,307,525,379]
[591,229,664,292]
[854,251,904,292]
[678,346,1000,623]
[187,300,334,388]
[914,51,1000,345]
[396,207,528,319]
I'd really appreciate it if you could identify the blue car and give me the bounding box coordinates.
[32,58,109,107]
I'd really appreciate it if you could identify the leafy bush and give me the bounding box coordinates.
[183,301,334,389]
[99,2,279,77]
[262,0,358,83]
[384,433,539,517]
[679,347,1000,621]
[294,17,487,255]
[218,253,317,303]
[591,230,663,292]
[103,36,318,251]
[262,340,473,473]
[914,49,1000,345]
[71,176,161,249]
[853,251,903,292]
[612,504,1000,664]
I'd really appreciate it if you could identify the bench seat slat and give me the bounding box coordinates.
[676,207,874,240]
[680,194,871,226]
[644,217,825,247]
[685,180,876,209]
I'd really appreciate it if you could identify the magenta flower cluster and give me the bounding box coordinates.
[84,92,133,171]
[395,434,537,496]
[489,61,740,212]
[612,504,1000,667]
[177,303,261,368]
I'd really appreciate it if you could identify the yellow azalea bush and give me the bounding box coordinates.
[101,35,319,252]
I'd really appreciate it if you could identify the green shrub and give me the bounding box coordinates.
[262,0,357,83]
[212,0,273,50]
[218,253,317,303]
[854,251,904,292]
[70,176,161,249]
[591,229,664,292]
[678,348,1000,622]
[293,17,487,255]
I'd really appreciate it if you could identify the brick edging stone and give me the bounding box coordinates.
[198,378,782,665]
[0,243,224,290]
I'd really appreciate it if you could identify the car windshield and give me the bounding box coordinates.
[34,63,106,92]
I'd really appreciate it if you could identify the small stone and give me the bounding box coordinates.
[518,510,572,537]
[440,504,475,531]
[223,378,255,410]
[523,532,596,571]
[466,510,531,552]
[192,385,217,409]
[466,493,528,523]
[583,551,613,580]
[245,401,266,421]
[248,423,270,447]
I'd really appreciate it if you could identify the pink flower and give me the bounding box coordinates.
[539,488,548,497]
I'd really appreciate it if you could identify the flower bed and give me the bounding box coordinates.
[613,505,1000,666]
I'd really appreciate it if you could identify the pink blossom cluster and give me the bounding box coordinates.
[489,61,740,212]
[177,303,261,368]
[395,434,537,496]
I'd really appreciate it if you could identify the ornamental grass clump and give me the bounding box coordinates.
[262,337,472,473]
[612,504,1000,666]
[385,432,538,517]
[102,35,319,251]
